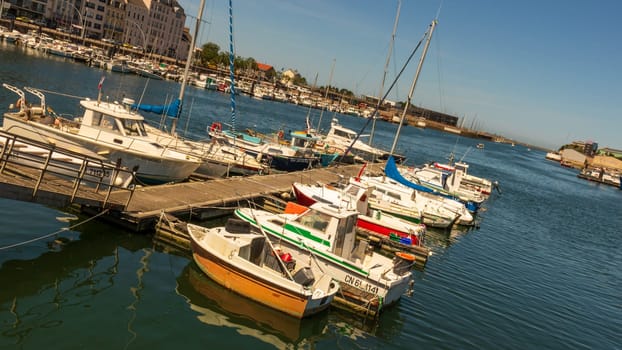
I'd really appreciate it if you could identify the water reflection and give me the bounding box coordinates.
[176,263,329,348]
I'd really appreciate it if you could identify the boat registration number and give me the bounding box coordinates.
[86,168,111,178]
[344,274,379,294]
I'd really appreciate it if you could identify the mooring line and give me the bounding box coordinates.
[0,208,110,251]
[25,87,87,100]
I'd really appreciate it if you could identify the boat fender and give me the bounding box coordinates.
[209,122,222,133]
[279,252,292,262]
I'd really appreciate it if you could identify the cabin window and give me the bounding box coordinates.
[387,191,401,200]
[98,115,119,131]
[297,209,331,232]
[334,129,353,139]
[122,120,145,136]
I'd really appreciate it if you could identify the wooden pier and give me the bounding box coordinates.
[0,132,380,231]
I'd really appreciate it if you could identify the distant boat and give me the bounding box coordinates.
[187,218,339,318]
[545,151,562,162]
[476,143,485,149]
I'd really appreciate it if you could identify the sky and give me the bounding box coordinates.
[176,0,621,150]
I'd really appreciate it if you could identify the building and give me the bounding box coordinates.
[124,0,186,58]
[103,0,126,43]
[3,0,188,59]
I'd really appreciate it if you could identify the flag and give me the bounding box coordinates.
[98,76,105,90]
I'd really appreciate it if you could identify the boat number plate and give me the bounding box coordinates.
[344,274,378,294]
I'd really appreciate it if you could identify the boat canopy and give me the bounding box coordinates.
[132,98,180,118]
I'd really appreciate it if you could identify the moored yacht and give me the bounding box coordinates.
[2,84,201,184]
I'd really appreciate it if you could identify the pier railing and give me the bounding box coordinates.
[0,129,136,209]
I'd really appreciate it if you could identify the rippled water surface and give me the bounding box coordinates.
[1,43,621,349]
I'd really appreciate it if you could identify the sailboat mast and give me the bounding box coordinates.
[171,0,206,135]
[389,19,436,156]
[316,58,335,132]
[370,0,401,147]
[228,0,237,134]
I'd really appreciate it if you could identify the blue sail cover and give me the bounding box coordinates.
[132,98,181,118]
[384,155,479,212]
[384,156,436,194]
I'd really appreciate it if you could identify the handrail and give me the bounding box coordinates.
[0,130,136,210]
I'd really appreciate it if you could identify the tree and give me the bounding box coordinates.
[200,42,220,65]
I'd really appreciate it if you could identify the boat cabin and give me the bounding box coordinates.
[78,98,148,138]
[285,202,359,260]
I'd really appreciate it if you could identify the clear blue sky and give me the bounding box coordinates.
[177,0,621,150]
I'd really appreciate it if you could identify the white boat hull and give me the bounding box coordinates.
[2,113,198,184]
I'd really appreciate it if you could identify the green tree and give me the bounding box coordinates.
[200,42,220,65]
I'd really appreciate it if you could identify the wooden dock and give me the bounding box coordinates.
[0,133,379,231]
[97,164,376,231]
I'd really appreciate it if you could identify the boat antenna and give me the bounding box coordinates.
[171,0,206,135]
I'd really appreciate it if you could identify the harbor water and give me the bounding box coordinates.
[1,43,621,349]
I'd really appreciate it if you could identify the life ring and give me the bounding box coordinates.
[277,130,284,139]
[209,122,222,133]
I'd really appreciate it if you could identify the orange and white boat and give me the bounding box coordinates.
[187,218,339,318]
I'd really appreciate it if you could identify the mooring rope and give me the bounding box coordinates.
[0,208,111,251]
[25,87,87,100]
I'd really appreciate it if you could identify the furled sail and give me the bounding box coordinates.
[132,98,180,117]
[384,155,435,194]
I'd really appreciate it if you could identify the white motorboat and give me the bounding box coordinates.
[2,84,201,184]
[319,118,405,163]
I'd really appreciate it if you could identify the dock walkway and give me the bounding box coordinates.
[0,135,378,230]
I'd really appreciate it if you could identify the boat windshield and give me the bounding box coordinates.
[122,119,146,136]
[333,128,355,140]
[296,208,332,232]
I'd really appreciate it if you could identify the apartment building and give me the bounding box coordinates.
[4,0,188,59]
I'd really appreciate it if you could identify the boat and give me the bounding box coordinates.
[545,151,562,162]
[429,160,494,197]
[291,178,427,248]
[476,143,484,149]
[2,84,201,184]
[361,174,468,228]
[400,160,489,208]
[209,123,321,173]
[187,217,339,318]
[320,118,405,164]
[0,129,134,188]
[122,1,266,179]
[234,202,417,313]
[577,167,622,188]
[143,121,267,178]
